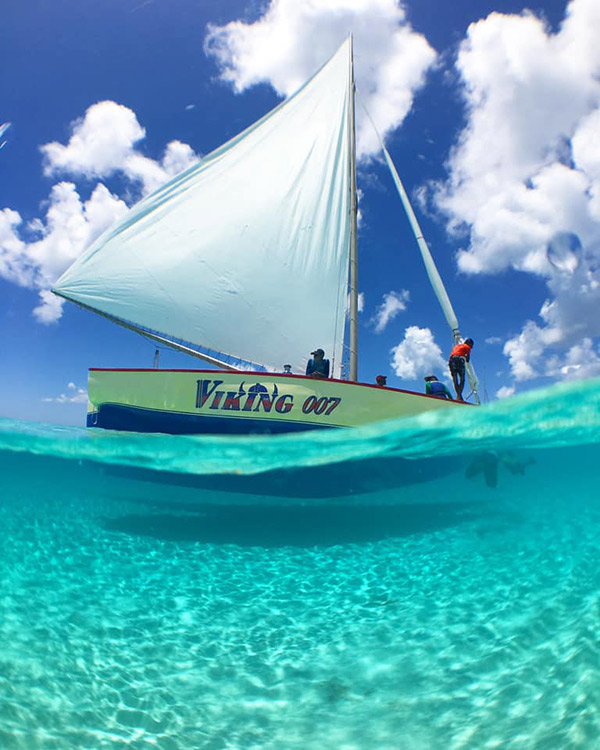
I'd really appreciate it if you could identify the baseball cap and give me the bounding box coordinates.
[311,348,324,356]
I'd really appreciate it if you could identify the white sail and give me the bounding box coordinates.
[53,42,353,376]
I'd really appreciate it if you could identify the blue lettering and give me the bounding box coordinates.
[196,379,224,408]
[242,393,259,411]
[253,393,273,413]
[222,391,242,411]
[209,391,225,409]
[275,394,294,414]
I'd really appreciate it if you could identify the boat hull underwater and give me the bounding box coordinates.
[87,368,466,435]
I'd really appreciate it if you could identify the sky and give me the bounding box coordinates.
[1,0,599,425]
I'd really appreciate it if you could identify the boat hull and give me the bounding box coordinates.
[87,369,466,434]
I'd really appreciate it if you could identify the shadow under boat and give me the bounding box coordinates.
[101,499,484,548]
[104,453,462,501]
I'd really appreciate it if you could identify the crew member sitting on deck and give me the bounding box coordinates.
[424,375,453,400]
[448,338,474,401]
[375,375,387,387]
[306,348,330,379]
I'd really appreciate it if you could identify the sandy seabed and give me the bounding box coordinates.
[1,445,599,749]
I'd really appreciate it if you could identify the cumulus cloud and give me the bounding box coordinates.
[390,325,445,379]
[557,338,600,380]
[0,209,28,285]
[42,101,198,195]
[503,322,600,382]
[496,385,516,400]
[503,321,562,381]
[372,289,409,332]
[33,290,66,324]
[504,321,600,381]
[1,102,199,323]
[436,0,600,382]
[42,102,145,178]
[204,0,436,157]
[43,382,88,404]
[1,182,127,323]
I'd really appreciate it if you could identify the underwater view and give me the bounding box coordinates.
[1,378,600,749]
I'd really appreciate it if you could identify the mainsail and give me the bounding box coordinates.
[53,42,353,377]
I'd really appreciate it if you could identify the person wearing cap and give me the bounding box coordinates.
[375,375,387,387]
[424,375,453,400]
[448,338,474,401]
[306,348,330,379]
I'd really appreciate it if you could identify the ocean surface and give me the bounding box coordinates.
[1,379,600,749]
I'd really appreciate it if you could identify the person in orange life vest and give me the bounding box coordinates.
[306,348,330,379]
[424,375,453,399]
[448,338,474,401]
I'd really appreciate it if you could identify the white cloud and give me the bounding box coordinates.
[1,102,199,323]
[204,0,436,158]
[0,182,127,323]
[372,289,409,332]
[503,321,562,381]
[503,322,600,382]
[485,336,502,345]
[32,182,127,288]
[42,101,146,178]
[42,101,199,195]
[390,325,445,379]
[0,208,28,285]
[43,383,88,404]
[550,337,600,380]
[160,140,198,178]
[33,290,65,324]
[435,0,600,382]
[496,385,516,400]
[564,339,600,379]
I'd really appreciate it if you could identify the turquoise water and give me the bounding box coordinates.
[1,380,600,748]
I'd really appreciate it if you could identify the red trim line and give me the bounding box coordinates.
[88,368,474,405]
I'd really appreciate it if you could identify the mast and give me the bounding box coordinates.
[380,146,460,336]
[380,145,480,403]
[348,35,359,382]
[364,108,480,403]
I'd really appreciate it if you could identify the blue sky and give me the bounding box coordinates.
[1,0,598,425]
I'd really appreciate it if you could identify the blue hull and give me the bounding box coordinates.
[88,403,337,435]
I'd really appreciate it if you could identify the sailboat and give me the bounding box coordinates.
[52,39,478,435]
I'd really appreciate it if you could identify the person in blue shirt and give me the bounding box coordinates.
[424,375,453,399]
[306,348,330,379]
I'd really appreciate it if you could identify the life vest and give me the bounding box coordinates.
[429,380,450,399]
